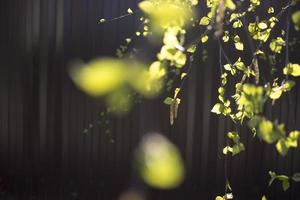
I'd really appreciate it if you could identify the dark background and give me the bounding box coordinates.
[0,0,300,199]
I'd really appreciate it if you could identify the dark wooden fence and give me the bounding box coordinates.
[1,0,300,199]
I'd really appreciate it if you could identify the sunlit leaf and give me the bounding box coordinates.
[283,80,295,91]
[211,103,224,114]
[136,133,184,189]
[269,37,285,53]
[223,31,229,42]
[233,20,243,28]
[258,22,268,30]
[181,73,187,79]
[276,138,289,156]
[258,119,276,143]
[235,42,244,51]
[199,16,211,26]
[223,146,233,155]
[70,59,126,97]
[292,11,300,31]
[225,0,236,10]
[262,195,267,200]
[283,63,300,77]
[139,0,192,28]
[269,87,283,100]
[201,35,209,43]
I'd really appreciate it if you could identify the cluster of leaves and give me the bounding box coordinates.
[223,131,245,155]
[69,58,166,114]
[269,171,300,191]
[69,0,300,197]
[202,0,300,197]
[208,0,300,159]
[248,116,300,156]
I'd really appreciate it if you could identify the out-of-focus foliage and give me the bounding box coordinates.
[248,117,300,156]
[223,132,245,156]
[138,0,193,29]
[292,11,300,31]
[135,133,184,189]
[70,58,165,114]
[283,63,300,76]
[77,0,300,196]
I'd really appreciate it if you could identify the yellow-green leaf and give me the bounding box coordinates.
[136,134,184,189]
[201,35,209,43]
[211,103,224,114]
[292,11,300,31]
[269,87,283,100]
[283,63,300,76]
[235,42,244,51]
[262,195,267,200]
[225,0,236,10]
[268,7,274,14]
[276,138,289,156]
[199,16,210,26]
[269,37,285,53]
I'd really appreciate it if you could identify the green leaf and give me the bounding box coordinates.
[282,180,290,191]
[181,73,187,80]
[225,0,236,10]
[234,58,245,70]
[269,87,283,100]
[292,173,300,182]
[139,1,155,13]
[136,134,184,189]
[258,120,275,143]
[288,131,300,140]
[232,143,245,155]
[227,132,240,143]
[269,37,285,53]
[211,103,224,114]
[199,16,210,25]
[268,7,274,14]
[164,97,174,105]
[258,22,268,30]
[187,45,196,53]
[201,35,209,43]
[283,81,295,91]
[292,11,300,31]
[215,196,225,200]
[276,175,289,181]
[218,87,225,95]
[233,20,243,28]
[283,63,300,76]
[224,64,232,71]
[223,31,230,42]
[276,139,289,156]
[223,146,233,155]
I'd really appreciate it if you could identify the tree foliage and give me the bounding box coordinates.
[69,0,300,198]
